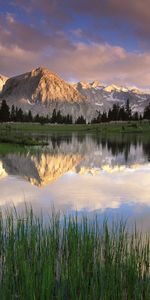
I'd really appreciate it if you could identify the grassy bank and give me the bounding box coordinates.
[0,133,49,146]
[0,210,150,299]
[0,121,149,146]
[0,120,150,135]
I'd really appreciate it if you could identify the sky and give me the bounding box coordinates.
[1,165,150,227]
[1,0,150,87]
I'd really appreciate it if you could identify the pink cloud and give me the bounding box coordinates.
[0,14,51,51]
[1,39,150,88]
[48,42,150,88]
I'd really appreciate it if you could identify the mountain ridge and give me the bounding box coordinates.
[0,67,150,120]
[73,81,150,114]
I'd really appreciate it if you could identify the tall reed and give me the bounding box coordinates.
[0,209,150,299]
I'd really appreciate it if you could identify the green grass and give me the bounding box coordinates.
[0,133,49,146]
[0,120,150,135]
[0,143,25,155]
[0,209,150,299]
[0,143,49,156]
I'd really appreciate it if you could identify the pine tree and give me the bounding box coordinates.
[56,110,63,123]
[34,114,40,123]
[16,108,24,122]
[0,100,10,122]
[10,105,16,121]
[65,114,72,124]
[111,104,120,121]
[75,116,86,124]
[132,112,139,121]
[51,109,57,123]
[96,111,101,123]
[27,110,33,122]
[101,112,107,122]
[143,103,150,119]
[108,109,112,122]
[118,106,126,121]
[125,99,131,120]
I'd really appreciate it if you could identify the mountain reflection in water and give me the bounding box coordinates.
[0,134,150,228]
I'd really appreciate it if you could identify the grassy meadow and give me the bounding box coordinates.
[0,135,48,146]
[0,121,149,147]
[0,120,150,135]
[0,210,150,299]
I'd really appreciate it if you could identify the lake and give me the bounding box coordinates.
[0,133,150,229]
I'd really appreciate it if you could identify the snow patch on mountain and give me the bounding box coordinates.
[74,80,150,114]
[104,84,128,93]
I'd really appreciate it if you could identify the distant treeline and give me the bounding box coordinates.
[0,99,150,124]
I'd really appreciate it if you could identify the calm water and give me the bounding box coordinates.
[0,134,150,229]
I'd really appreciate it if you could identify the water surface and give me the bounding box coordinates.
[0,134,150,229]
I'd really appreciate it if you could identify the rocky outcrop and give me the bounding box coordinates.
[0,75,8,93]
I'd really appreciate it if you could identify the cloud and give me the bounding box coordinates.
[1,164,150,214]
[0,44,40,75]
[69,0,150,45]
[1,37,150,88]
[0,12,75,52]
[10,0,150,47]
[12,0,72,27]
[0,13,51,51]
[47,42,150,88]
[1,1,150,87]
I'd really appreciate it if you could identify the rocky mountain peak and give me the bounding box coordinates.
[75,80,103,90]
[31,66,59,79]
[1,67,85,105]
[104,84,128,93]
[91,80,104,88]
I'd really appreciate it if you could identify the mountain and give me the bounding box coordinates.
[0,75,8,92]
[0,67,91,121]
[2,67,85,103]
[73,81,150,114]
[1,67,150,120]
